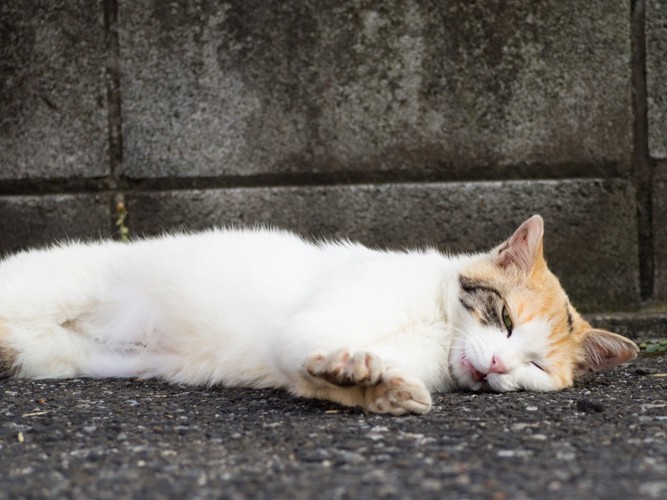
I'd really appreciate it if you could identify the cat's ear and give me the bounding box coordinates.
[491,215,544,274]
[574,329,639,376]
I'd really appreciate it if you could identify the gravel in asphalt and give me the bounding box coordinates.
[1,353,665,499]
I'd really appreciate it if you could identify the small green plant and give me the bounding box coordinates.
[115,198,130,243]
[639,340,667,354]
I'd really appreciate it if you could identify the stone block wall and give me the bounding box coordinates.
[1,0,665,313]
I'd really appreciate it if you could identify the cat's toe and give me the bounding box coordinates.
[305,349,383,387]
[305,348,355,386]
[365,370,432,415]
[351,350,383,385]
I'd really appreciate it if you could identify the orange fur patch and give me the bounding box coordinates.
[461,250,594,388]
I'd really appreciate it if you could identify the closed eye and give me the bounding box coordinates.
[531,361,546,372]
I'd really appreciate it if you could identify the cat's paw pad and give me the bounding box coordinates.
[305,348,383,387]
[365,369,432,415]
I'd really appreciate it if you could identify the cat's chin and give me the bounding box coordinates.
[468,380,493,392]
[460,380,519,394]
[454,370,519,393]
[451,370,489,392]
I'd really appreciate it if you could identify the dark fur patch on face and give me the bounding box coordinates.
[459,275,504,328]
[566,306,574,334]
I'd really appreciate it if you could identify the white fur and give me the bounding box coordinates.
[0,227,561,414]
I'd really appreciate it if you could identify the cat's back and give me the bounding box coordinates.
[125,226,315,266]
[0,226,312,266]
[0,228,303,293]
[0,227,332,324]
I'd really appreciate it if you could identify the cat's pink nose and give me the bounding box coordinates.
[489,355,507,374]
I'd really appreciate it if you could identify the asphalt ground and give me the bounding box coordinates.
[1,353,665,500]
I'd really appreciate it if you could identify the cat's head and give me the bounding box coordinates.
[450,215,638,392]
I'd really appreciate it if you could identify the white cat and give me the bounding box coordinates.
[0,215,637,415]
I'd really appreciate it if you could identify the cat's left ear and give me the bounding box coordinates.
[491,215,544,274]
[575,329,639,376]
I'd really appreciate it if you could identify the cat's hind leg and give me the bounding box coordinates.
[0,320,85,378]
[0,317,144,380]
[303,349,432,415]
[0,320,19,378]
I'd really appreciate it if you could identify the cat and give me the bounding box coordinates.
[0,215,638,415]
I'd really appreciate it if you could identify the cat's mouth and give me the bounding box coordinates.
[459,357,501,392]
[461,357,487,382]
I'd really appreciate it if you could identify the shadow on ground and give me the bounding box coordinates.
[1,354,665,499]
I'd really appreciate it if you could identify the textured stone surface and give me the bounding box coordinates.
[1,355,665,499]
[647,0,667,159]
[0,195,111,256]
[127,179,639,311]
[0,1,109,180]
[120,0,632,179]
[653,175,667,300]
[586,311,667,340]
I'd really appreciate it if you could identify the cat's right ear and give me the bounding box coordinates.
[490,215,545,274]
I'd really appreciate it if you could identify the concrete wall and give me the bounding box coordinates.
[648,0,667,301]
[0,0,664,313]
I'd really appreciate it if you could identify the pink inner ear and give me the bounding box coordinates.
[494,215,544,274]
[497,227,532,271]
[579,330,639,373]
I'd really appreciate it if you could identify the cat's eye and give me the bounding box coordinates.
[501,304,513,336]
[531,361,545,372]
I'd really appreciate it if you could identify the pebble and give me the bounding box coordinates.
[576,399,605,413]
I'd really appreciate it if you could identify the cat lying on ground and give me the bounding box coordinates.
[0,215,637,415]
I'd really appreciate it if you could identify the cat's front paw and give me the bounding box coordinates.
[304,349,431,415]
[305,348,384,387]
[365,369,432,416]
